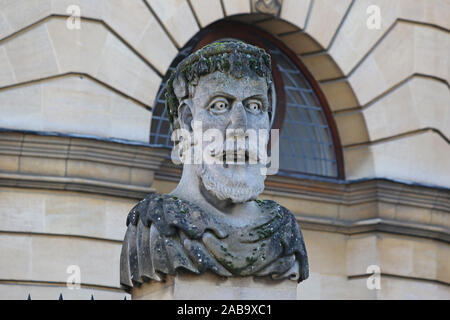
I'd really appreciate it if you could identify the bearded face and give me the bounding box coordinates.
[196,161,266,203]
[178,71,271,203]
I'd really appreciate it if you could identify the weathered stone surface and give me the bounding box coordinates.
[120,194,308,287]
[133,272,298,300]
[120,42,309,294]
[165,41,272,127]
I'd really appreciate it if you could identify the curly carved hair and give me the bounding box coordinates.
[165,41,273,130]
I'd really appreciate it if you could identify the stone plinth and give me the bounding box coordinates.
[131,272,298,300]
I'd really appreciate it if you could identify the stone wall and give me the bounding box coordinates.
[0,0,448,299]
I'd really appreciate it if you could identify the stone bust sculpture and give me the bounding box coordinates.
[120,41,308,288]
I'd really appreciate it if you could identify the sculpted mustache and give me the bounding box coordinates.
[220,149,259,162]
[204,146,259,160]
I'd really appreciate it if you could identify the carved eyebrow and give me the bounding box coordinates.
[209,91,236,100]
[244,94,265,101]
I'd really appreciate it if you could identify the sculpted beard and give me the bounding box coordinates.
[196,161,266,203]
[177,129,268,203]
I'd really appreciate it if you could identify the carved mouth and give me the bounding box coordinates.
[222,150,252,168]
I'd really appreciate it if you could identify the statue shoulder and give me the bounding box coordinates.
[121,193,201,288]
[125,193,167,227]
[255,199,309,282]
[254,199,297,221]
[120,195,309,287]
[125,193,221,239]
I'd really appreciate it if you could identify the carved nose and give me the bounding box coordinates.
[228,101,247,131]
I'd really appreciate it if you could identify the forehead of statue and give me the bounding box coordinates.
[191,71,268,105]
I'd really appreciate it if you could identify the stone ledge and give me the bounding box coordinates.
[156,161,449,211]
[266,177,449,212]
[347,273,450,288]
[0,230,122,245]
[298,216,450,243]
[155,162,449,242]
[0,131,169,198]
[0,173,153,199]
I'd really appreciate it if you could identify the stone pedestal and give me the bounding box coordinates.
[132,272,298,300]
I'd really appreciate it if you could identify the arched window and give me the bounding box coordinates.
[150,21,344,179]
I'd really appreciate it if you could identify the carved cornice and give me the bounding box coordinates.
[155,160,449,242]
[296,216,450,243]
[0,131,170,198]
[155,159,449,212]
[270,178,449,242]
[0,173,153,199]
[264,175,449,212]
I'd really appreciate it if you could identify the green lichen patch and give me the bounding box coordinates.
[165,41,272,129]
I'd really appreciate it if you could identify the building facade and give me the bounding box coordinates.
[0,0,448,299]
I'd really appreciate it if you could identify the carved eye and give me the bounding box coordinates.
[246,100,262,114]
[209,98,229,114]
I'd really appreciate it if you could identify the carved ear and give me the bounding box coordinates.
[178,99,194,132]
[173,71,188,100]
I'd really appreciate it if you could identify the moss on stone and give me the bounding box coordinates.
[165,41,272,129]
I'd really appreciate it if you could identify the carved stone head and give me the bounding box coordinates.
[120,43,309,287]
[166,41,273,203]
